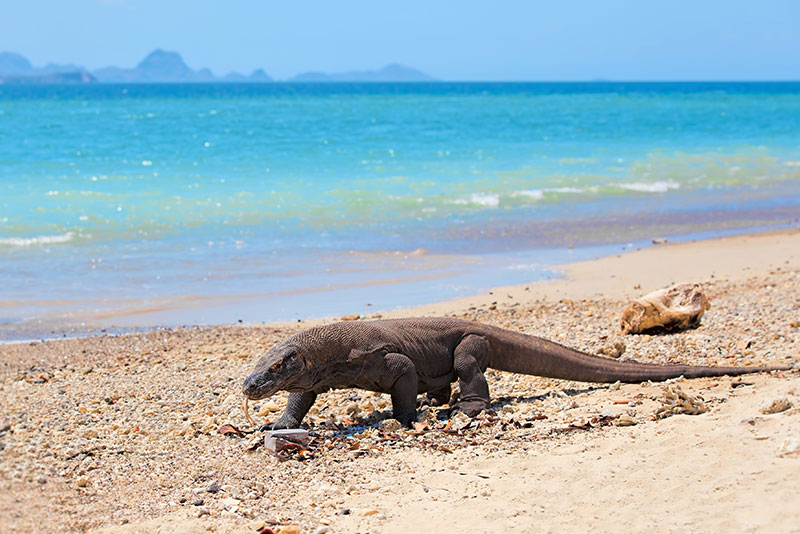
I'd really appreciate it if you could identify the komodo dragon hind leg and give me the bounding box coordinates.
[451,334,492,417]
[384,352,419,426]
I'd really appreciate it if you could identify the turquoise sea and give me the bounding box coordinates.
[1,82,799,339]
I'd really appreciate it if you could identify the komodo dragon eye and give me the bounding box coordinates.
[269,361,282,372]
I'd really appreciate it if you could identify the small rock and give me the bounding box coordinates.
[314,527,330,534]
[597,341,626,359]
[75,477,89,488]
[362,509,379,517]
[256,401,280,416]
[501,405,515,414]
[206,481,220,493]
[337,508,351,515]
[220,497,241,509]
[760,397,793,415]
[651,237,668,245]
[277,525,300,534]
[778,437,800,457]
[378,419,402,432]
[450,410,473,426]
[614,415,638,426]
[196,507,210,517]
[417,407,438,426]
[191,499,204,506]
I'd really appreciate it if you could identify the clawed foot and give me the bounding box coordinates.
[394,411,417,428]
[450,399,491,418]
[258,417,300,431]
[416,395,448,408]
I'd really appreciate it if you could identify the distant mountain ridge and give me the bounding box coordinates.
[0,50,434,84]
[0,51,96,83]
[290,63,434,82]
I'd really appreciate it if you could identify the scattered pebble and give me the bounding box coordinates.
[378,419,402,432]
[778,437,800,457]
[615,415,638,427]
[760,397,793,415]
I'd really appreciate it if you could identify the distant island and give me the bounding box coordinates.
[0,49,434,84]
[290,63,434,82]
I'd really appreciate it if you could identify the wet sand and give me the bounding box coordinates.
[1,228,798,533]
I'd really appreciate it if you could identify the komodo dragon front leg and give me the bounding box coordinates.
[261,390,318,430]
[382,352,419,426]
[451,334,492,417]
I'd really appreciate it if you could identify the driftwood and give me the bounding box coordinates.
[620,283,709,334]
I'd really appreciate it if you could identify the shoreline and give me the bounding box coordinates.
[383,225,800,320]
[2,224,799,343]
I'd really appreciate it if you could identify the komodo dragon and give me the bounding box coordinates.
[242,317,791,427]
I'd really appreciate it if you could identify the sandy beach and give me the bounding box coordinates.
[1,227,799,534]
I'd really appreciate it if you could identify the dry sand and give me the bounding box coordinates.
[1,228,799,534]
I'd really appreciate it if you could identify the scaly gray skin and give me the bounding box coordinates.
[242,317,792,428]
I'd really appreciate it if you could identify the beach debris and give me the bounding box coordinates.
[778,437,800,457]
[567,414,615,431]
[448,410,472,428]
[219,424,247,437]
[614,415,638,427]
[651,237,668,245]
[760,397,793,415]
[417,407,439,427]
[655,385,708,418]
[620,283,709,334]
[262,429,312,459]
[378,418,402,432]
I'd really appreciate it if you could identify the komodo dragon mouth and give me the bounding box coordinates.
[242,345,306,400]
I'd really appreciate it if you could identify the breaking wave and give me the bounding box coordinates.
[0,232,75,247]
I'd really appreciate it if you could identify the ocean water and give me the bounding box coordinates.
[1,82,799,337]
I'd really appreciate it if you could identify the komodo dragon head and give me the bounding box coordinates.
[242,341,311,399]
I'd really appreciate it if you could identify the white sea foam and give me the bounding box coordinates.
[469,193,500,207]
[451,193,500,207]
[618,181,680,193]
[0,232,75,247]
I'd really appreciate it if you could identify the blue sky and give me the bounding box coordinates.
[1,0,799,80]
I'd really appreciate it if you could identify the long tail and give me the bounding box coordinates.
[485,327,791,383]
